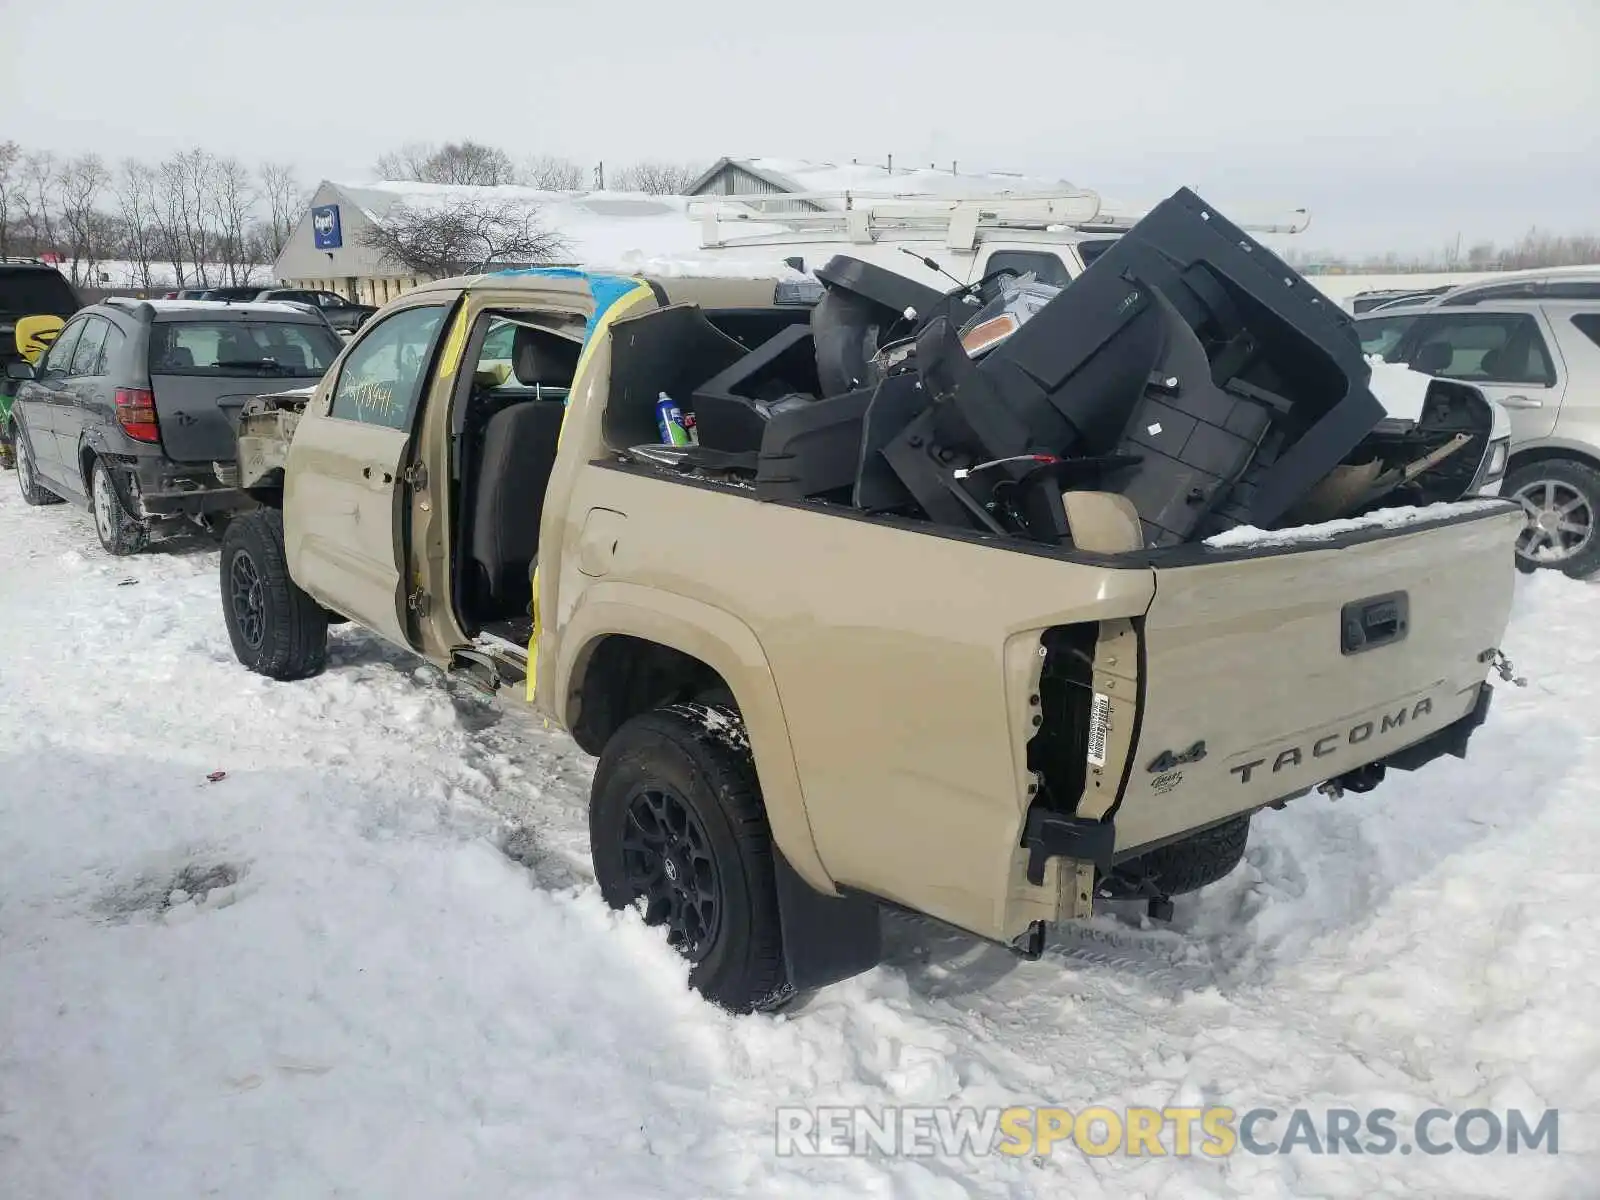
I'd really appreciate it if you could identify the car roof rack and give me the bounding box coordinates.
[1434,266,1600,306]
[0,255,53,266]
[102,297,157,318]
[689,190,1312,253]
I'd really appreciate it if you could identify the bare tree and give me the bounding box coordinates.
[1287,229,1600,275]
[210,157,256,285]
[375,140,517,186]
[612,160,703,195]
[375,141,434,182]
[154,154,194,286]
[115,159,161,289]
[359,199,568,278]
[1501,228,1600,271]
[83,211,122,285]
[57,154,112,286]
[519,155,585,191]
[18,151,59,259]
[158,149,219,286]
[244,223,276,278]
[0,140,19,258]
[259,161,304,258]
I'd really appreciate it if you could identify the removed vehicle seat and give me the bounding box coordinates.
[875,187,1387,547]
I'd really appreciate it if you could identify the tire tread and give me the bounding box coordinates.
[591,702,789,1013]
[220,508,328,680]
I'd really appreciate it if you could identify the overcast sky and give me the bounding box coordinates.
[3,0,1595,256]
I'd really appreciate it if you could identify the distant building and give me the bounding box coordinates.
[685,157,1078,213]
[272,180,718,305]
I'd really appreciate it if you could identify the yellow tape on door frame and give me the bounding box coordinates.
[526,281,658,704]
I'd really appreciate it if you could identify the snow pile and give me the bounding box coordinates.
[1,486,1594,1198]
[1205,497,1512,549]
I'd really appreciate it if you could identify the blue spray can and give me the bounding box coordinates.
[655,391,692,446]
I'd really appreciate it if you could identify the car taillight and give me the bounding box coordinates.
[115,387,160,443]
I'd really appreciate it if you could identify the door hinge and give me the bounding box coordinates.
[407,587,430,617]
[403,461,428,490]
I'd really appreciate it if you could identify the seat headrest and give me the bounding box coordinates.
[1412,341,1453,375]
[512,325,581,389]
[215,330,253,361]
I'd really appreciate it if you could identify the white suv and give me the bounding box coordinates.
[1358,294,1600,577]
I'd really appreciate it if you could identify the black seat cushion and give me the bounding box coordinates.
[470,401,565,615]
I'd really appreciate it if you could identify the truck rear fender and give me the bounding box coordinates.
[553,582,834,897]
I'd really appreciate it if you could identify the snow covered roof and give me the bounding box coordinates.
[128,299,316,318]
[330,181,754,267]
[687,157,1085,209]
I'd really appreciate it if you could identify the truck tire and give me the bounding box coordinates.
[590,702,790,1013]
[1504,459,1600,580]
[1101,815,1251,899]
[91,457,149,556]
[13,426,62,506]
[220,508,328,680]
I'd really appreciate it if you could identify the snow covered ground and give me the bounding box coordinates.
[1,485,1595,1199]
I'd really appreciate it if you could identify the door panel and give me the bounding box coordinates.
[57,316,110,489]
[280,301,454,650]
[19,317,84,478]
[284,416,413,644]
[1400,311,1565,441]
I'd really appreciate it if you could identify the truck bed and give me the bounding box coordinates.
[555,458,1521,945]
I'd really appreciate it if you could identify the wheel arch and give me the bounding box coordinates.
[554,583,834,897]
[78,441,98,497]
[1506,440,1600,477]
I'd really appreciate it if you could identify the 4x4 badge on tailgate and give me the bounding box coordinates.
[1147,741,1207,773]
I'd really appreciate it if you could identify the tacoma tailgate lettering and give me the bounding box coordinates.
[1229,697,1435,784]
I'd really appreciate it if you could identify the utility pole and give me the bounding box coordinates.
[595,161,605,190]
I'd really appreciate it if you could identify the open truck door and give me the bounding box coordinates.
[282,298,456,647]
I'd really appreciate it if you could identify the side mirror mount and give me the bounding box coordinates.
[14,314,65,364]
[4,359,36,381]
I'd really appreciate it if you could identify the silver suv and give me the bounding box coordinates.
[1401,265,1600,310]
[1358,293,1600,577]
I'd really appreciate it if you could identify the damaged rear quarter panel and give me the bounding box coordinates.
[569,464,1156,943]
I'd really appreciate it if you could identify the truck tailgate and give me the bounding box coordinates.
[1112,503,1524,854]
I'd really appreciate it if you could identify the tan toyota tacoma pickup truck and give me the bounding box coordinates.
[218,191,1524,1012]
